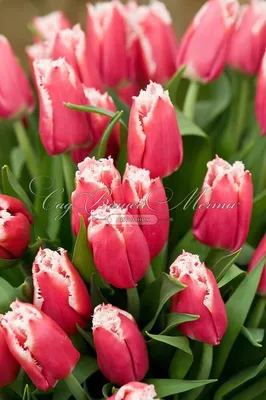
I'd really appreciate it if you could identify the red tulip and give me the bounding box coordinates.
[170,251,228,345]
[0,35,35,119]
[122,164,169,259]
[193,156,253,252]
[32,11,71,41]
[71,88,120,164]
[51,24,102,90]
[32,248,92,335]
[228,2,266,75]
[177,0,239,82]
[71,157,123,235]
[108,382,158,400]
[1,301,80,391]
[0,326,20,387]
[93,304,149,385]
[88,205,150,288]
[87,1,128,87]
[128,82,183,178]
[256,51,266,135]
[248,234,266,295]
[0,195,32,259]
[33,58,93,156]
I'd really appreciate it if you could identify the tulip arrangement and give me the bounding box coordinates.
[0,0,266,399]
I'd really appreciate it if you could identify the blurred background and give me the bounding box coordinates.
[0,0,247,67]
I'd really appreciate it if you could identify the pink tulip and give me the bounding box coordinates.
[0,35,35,119]
[93,304,149,385]
[177,0,239,82]
[33,58,93,155]
[87,1,128,86]
[170,251,228,345]
[71,157,123,235]
[122,164,169,259]
[193,156,253,252]
[1,301,80,391]
[71,88,120,164]
[256,51,266,135]
[228,2,266,75]
[32,11,71,41]
[32,248,92,335]
[248,234,266,295]
[88,205,150,288]
[0,326,20,387]
[0,195,33,259]
[128,82,183,179]
[108,382,158,400]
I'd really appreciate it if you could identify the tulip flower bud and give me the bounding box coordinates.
[177,0,239,82]
[1,301,80,391]
[108,382,158,400]
[33,248,92,335]
[72,157,123,235]
[122,164,169,259]
[32,11,71,41]
[33,58,93,156]
[93,304,149,385]
[128,82,183,179]
[88,205,150,288]
[248,234,266,295]
[0,326,20,387]
[71,88,120,164]
[170,251,227,345]
[51,24,102,90]
[256,52,266,135]
[0,36,35,119]
[87,1,128,87]
[193,156,253,252]
[228,2,266,75]
[0,195,32,259]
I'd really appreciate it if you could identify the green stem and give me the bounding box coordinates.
[127,287,140,321]
[143,265,156,286]
[13,119,39,179]
[61,152,76,202]
[258,144,266,193]
[183,80,200,121]
[247,296,266,329]
[233,76,252,152]
[64,373,91,400]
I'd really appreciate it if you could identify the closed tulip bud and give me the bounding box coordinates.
[32,11,71,41]
[1,301,80,391]
[71,157,123,235]
[0,327,20,387]
[0,195,33,259]
[170,251,227,345]
[256,52,266,135]
[33,58,93,156]
[32,248,92,335]
[88,205,150,288]
[108,382,158,400]
[177,0,239,82]
[51,24,102,90]
[128,82,183,179]
[93,304,149,385]
[228,2,266,75]
[193,156,253,252]
[0,36,35,119]
[87,1,128,87]
[71,88,120,164]
[122,164,169,259]
[248,234,266,295]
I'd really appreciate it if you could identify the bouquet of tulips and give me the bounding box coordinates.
[1,0,266,399]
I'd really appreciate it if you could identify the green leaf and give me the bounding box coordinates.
[248,189,266,247]
[90,274,108,308]
[72,215,95,282]
[237,243,255,266]
[170,230,210,264]
[140,273,186,333]
[241,326,264,348]
[218,265,246,289]
[97,111,123,159]
[167,66,186,104]
[230,377,266,400]
[76,325,95,350]
[160,313,199,335]
[147,332,192,353]
[145,379,217,397]
[170,349,194,380]
[107,88,130,125]
[177,110,208,138]
[0,258,20,269]
[214,357,266,400]
[212,248,242,281]
[213,256,266,378]
[116,124,128,175]
[10,147,25,179]
[53,356,98,400]
[0,278,17,313]
[22,385,30,400]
